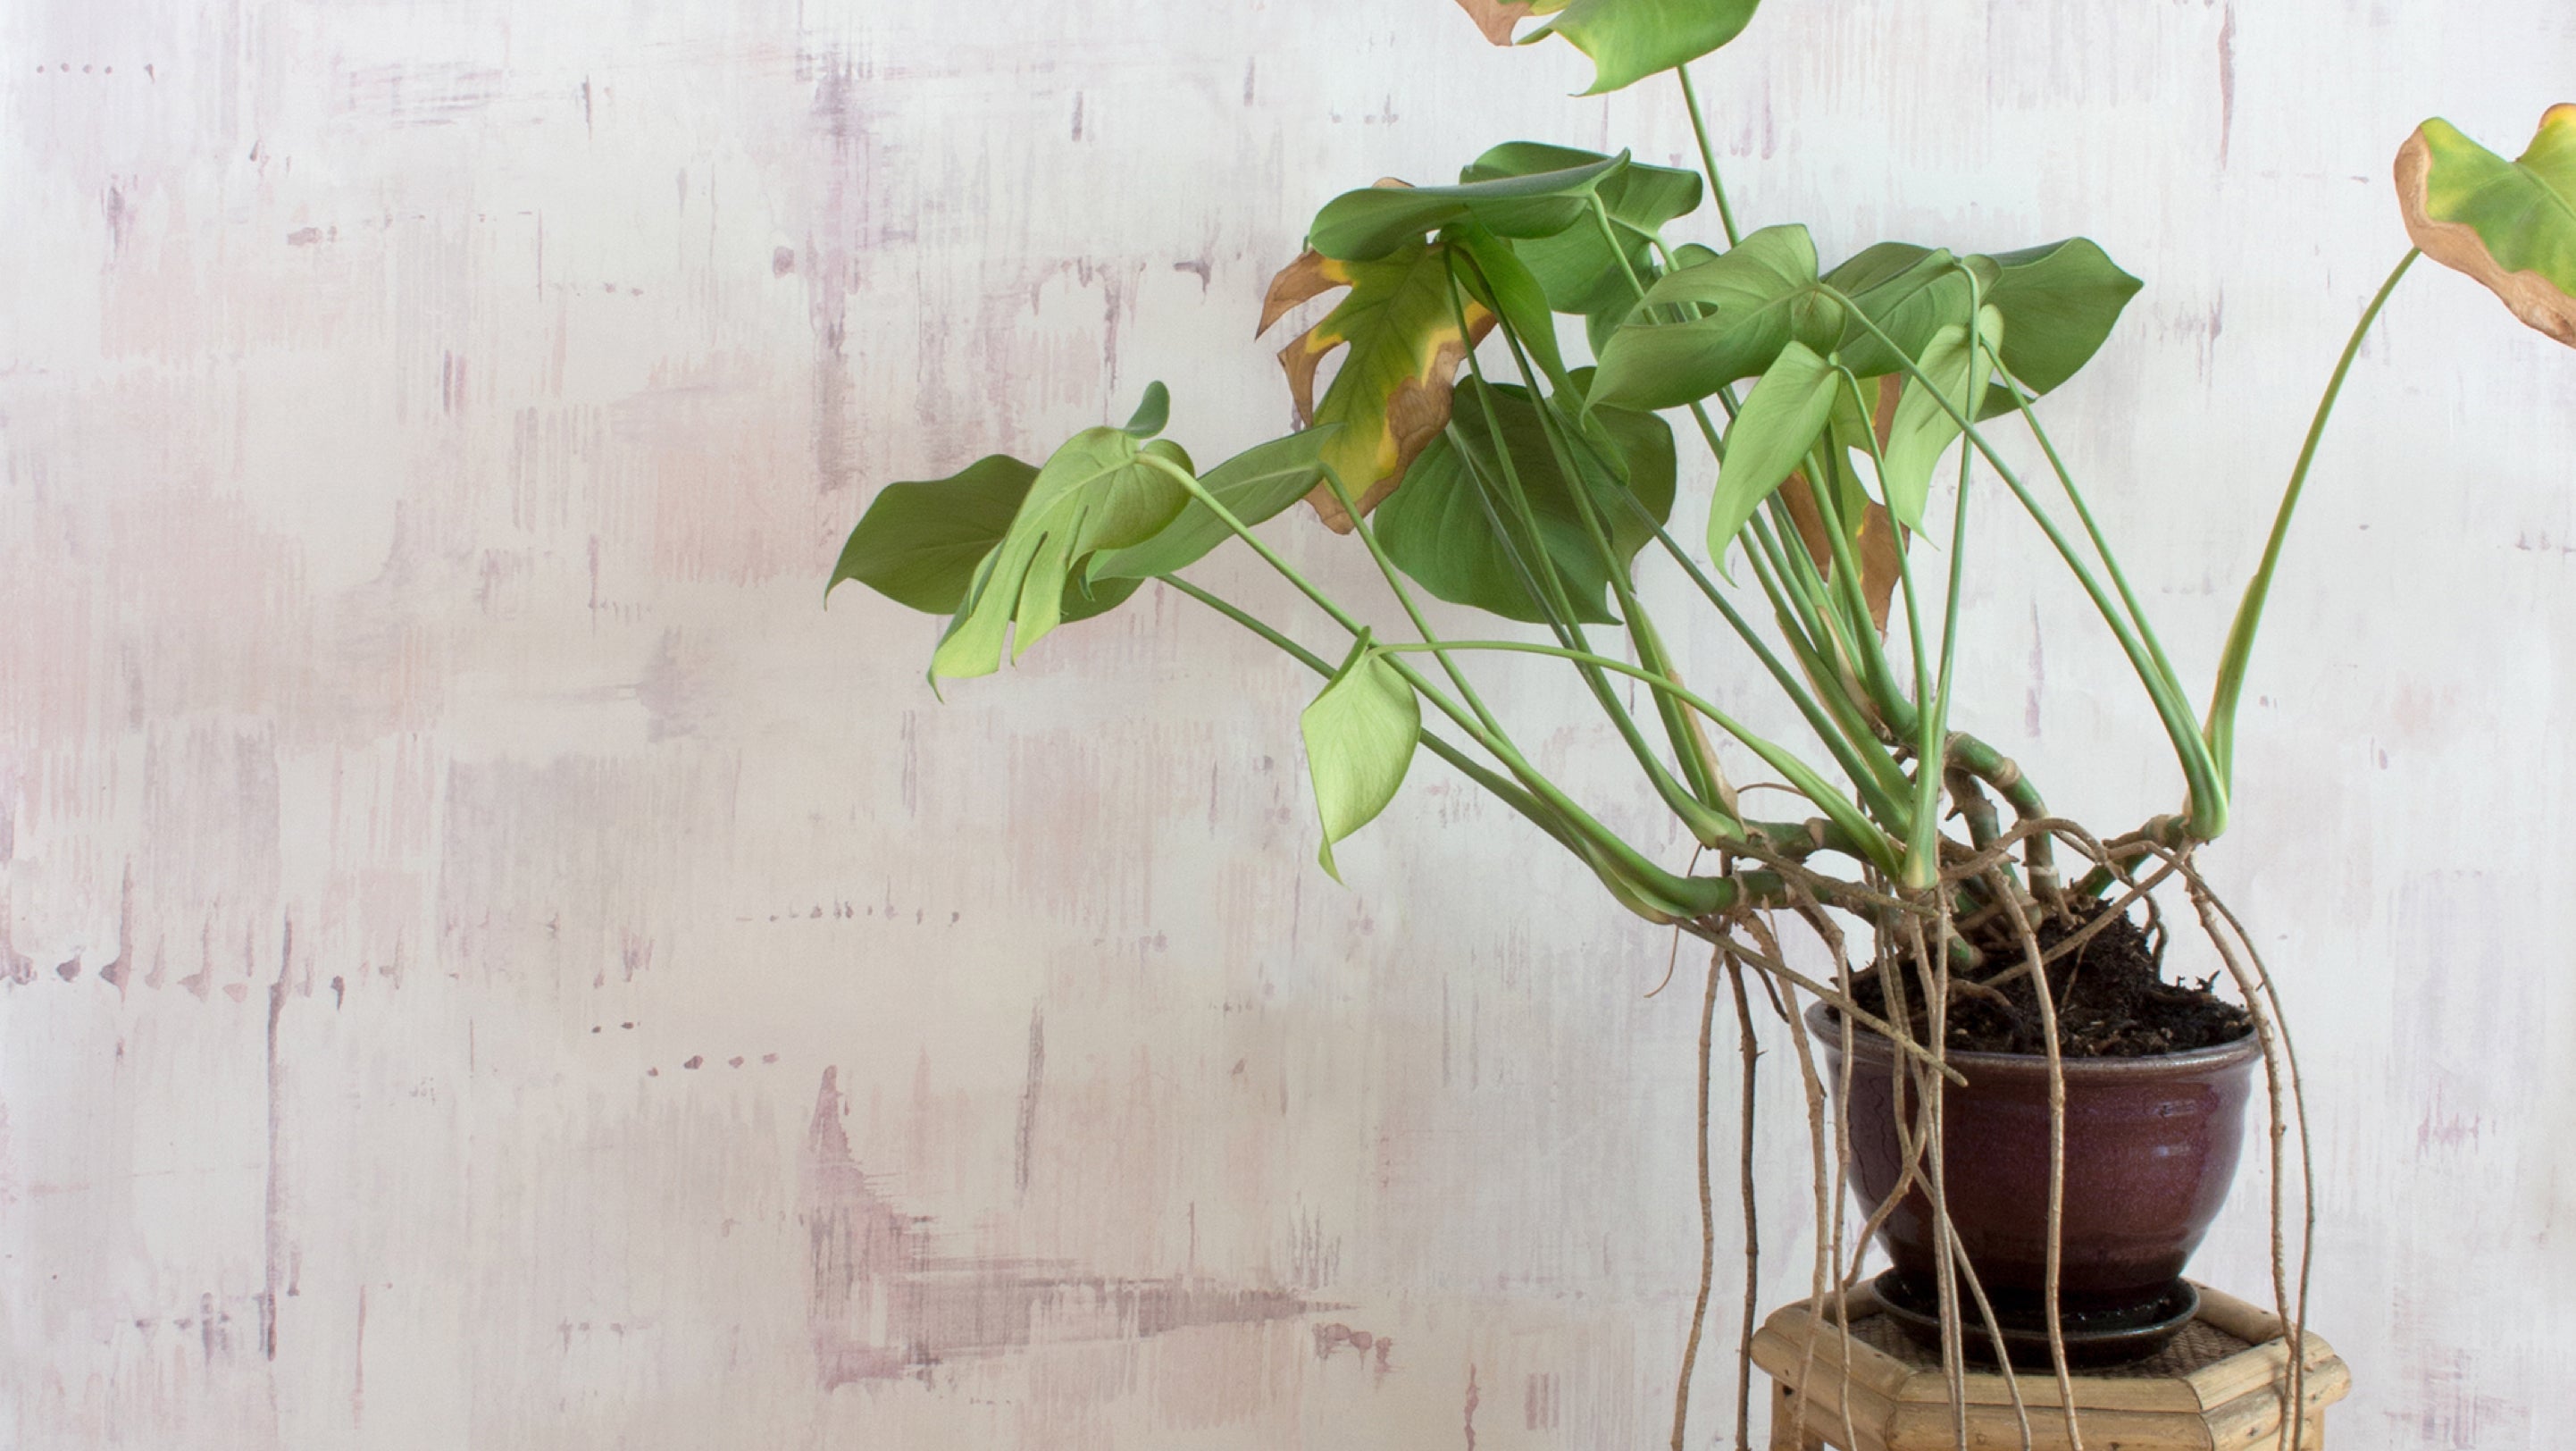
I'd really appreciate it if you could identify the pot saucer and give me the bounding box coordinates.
[1869,1271,2202,1369]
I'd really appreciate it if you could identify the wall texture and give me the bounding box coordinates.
[4,1,2572,1447]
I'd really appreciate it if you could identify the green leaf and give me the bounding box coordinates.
[830,455,1037,613]
[1878,306,2003,532]
[1261,241,1495,529]
[2397,107,2576,347]
[1588,224,1844,412]
[1089,428,1338,581]
[1825,243,1972,379]
[1307,155,1628,263]
[1300,635,1422,882]
[1708,341,1838,575]
[1373,380,1676,624]
[1451,226,1572,394]
[1967,238,2142,398]
[1121,381,1171,438]
[928,429,1193,679]
[828,453,1142,627]
[1462,142,1701,320]
[1525,0,1767,96]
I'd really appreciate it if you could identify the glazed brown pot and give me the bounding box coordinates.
[1807,1000,2262,1322]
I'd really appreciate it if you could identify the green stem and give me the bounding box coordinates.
[1444,262,1742,846]
[1372,640,1903,877]
[1816,284,2225,833]
[1144,455,1730,920]
[1676,65,1742,249]
[2202,247,2421,825]
[1157,573,1574,851]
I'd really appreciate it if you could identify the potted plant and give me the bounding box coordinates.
[829,0,2574,1438]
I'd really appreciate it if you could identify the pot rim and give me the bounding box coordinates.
[1800,997,2263,1077]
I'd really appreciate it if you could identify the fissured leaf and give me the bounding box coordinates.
[1589,224,1842,411]
[2397,107,2576,348]
[1300,635,1422,882]
[1261,241,1496,531]
[928,429,1192,679]
[1089,427,1340,581]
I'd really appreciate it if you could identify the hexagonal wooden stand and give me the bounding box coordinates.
[1752,1281,2350,1449]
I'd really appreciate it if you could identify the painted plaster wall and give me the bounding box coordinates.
[2,1,2571,1447]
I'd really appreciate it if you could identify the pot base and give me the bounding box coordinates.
[1870,1271,2202,1369]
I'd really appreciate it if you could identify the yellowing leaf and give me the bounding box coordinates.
[2396,106,2576,348]
[1260,242,1495,532]
[1453,0,1549,46]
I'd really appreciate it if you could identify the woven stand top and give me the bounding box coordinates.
[1843,1306,2255,1378]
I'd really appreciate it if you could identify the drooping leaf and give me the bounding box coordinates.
[1463,142,1702,320]
[1526,0,1768,96]
[2396,107,2576,348]
[1707,341,1839,575]
[928,428,1194,679]
[1261,241,1496,531]
[1374,379,1676,624]
[829,453,1138,625]
[1308,156,1630,263]
[1878,306,2003,532]
[1588,224,1844,411]
[1777,474,1902,633]
[1300,635,1422,881]
[1089,428,1340,582]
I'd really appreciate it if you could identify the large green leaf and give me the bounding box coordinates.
[1308,155,1629,263]
[1089,428,1338,581]
[1970,239,2143,397]
[1878,306,2003,533]
[1708,341,1838,574]
[1300,635,1422,881]
[1374,380,1676,624]
[1820,238,2137,399]
[1462,142,1702,320]
[1261,241,1495,529]
[1588,224,1843,411]
[2397,106,2576,347]
[929,425,1193,679]
[1476,0,1766,96]
[829,454,1139,624]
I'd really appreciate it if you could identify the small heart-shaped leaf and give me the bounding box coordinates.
[1301,636,1422,881]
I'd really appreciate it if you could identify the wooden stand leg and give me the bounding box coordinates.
[1769,1380,1827,1450]
[2296,1410,2326,1449]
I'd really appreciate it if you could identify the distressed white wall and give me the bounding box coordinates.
[3,1,2571,1447]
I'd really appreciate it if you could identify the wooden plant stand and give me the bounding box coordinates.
[1752,1282,2349,1450]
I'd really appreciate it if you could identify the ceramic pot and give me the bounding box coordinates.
[1806,999,2262,1335]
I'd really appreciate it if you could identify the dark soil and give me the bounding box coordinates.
[1849,902,2252,1059]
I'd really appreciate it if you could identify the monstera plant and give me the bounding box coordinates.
[832,2,2575,1443]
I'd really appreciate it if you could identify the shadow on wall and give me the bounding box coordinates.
[799,1068,1317,1387]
